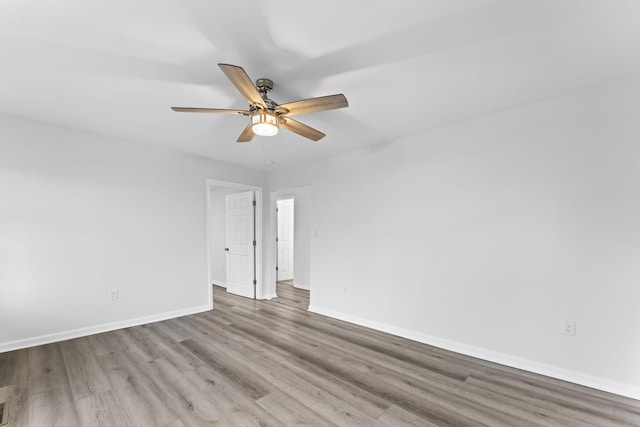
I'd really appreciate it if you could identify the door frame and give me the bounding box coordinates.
[206,179,263,305]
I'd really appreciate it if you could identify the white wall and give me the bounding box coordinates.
[0,114,264,351]
[207,186,238,287]
[267,77,640,399]
[291,189,311,291]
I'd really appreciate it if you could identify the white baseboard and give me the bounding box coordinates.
[211,280,227,288]
[0,304,211,353]
[293,282,310,290]
[308,305,640,401]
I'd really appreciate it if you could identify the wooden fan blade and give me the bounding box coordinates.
[277,94,348,116]
[281,117,325,141]
[218,63,266,108]
[237,123,255,143]
[171,107,250,115]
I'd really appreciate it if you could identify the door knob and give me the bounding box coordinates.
[224,248,229,251]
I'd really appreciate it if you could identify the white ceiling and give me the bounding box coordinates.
[2,0,640,171]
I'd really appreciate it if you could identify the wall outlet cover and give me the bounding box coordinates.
[562,320,576,336]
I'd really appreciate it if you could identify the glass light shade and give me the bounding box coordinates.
[251,111,279,136]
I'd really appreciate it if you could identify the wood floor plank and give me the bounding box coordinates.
[150,318,195,342]
[133,357,231,427]
[86,332,118,358]
[146,323,207,371]
[185,366,282,427]
[110,328,158,364]
[59,338,111,402]
[98,350,180,426]
[257,390,333,426]
[274,281,310,310]
[144,358,242,426]
[378,404,440,427]
[179,338,272,401]
[75,390,135,427]
[305,393,385,427]
[27,343,69,396]
[0,348,28,386]
[28,385,80,427]
[126,324,201,373]
[0,349,30,426]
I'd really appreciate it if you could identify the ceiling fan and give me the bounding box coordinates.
[171,63,349,142]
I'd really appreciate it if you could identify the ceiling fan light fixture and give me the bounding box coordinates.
[251,110,279,136]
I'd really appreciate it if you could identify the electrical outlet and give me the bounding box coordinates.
[562,320,576,336]
[108,289,119,301]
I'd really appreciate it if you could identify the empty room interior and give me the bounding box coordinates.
[2,1,640,425]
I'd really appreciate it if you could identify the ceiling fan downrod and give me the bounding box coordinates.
[255,78,277,110]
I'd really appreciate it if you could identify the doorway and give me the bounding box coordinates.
[206,179,263,303]
[271,186,311,309]
[276,198,294,282]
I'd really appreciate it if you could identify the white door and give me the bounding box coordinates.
[225,191,255,298]
[277,199,294,281]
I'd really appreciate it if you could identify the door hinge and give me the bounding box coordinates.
[276,237,279,242]
[253,200,256,207]
[253,279,257,285]
[253,240,256,246]
[276,266,278,271]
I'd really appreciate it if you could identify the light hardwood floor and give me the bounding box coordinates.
[1,284,639,426]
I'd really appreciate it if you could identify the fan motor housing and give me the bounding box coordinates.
[255,78,273,92]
